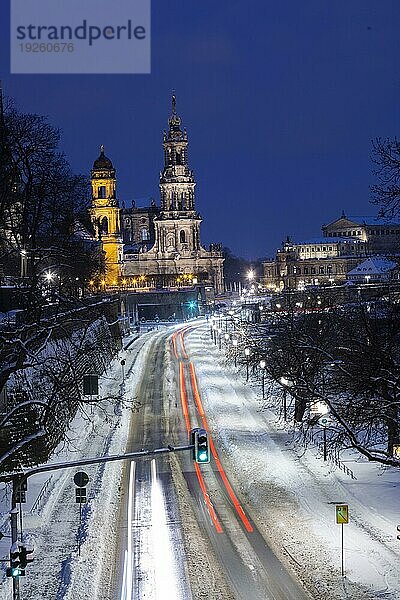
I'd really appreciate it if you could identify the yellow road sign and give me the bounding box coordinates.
[336,504,349,524]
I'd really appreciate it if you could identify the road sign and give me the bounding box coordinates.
[75,488,87,503]
[74,471,89,488]
[336,504,349,524]
[15,491,26,503]
[120,359,126,366]
[397,525,400,540]
[83,374,98,396]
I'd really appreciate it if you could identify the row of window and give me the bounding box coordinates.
[300,246,333,252]
[288,264,345,275]
[367,229,399,235]
[327,230,362,237]
[300,245,359,253]
[328,228,400,237]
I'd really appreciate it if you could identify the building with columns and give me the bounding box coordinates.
[263,212,400,291]
[90,96,224,293]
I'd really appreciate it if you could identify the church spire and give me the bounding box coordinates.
[171,91,177,115]
[160,93,196,214]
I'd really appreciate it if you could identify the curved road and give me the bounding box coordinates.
[114,324,311,600]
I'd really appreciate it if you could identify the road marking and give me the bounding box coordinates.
[126,460,135,599]
[120,550,128,600]
[189,361,254,533]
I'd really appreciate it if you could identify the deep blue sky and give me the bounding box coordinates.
[1,1,400,259]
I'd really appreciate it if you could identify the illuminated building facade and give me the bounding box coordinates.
[90,96,224,292]
[263,212,400,291]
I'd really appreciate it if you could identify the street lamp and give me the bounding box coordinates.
[279,376,293,421]
[232,338,238,367]
[259,359,266,399]
[244,347,251,381]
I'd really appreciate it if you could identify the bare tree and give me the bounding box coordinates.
[370,137,400,219]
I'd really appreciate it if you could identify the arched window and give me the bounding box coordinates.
[98,186,106,199]
[180,230,186,244]
[100,216,108,235]
[141,228,149,241]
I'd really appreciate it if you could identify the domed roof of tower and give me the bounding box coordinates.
[93,145,114,170]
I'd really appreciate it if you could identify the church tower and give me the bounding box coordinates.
[154,95,202,256]
[90,146,123,285]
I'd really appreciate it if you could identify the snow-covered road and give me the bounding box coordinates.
[2,319,399,600]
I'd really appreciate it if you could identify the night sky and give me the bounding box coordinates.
[1,1,400,259]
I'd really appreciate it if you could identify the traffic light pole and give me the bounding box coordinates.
[2,443,195,599]
[10,482,20,600]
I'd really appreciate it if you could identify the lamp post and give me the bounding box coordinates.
[232,338,238,367]
[279,376,293,421]
[209,316,214,340]
[259,359,266,399]
[212,323,217,345]
[218,328,222,350]
[224,333,229,353]
[244,347,251,381]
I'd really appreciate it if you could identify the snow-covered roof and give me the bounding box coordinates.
[347,257,397,276]
[72,221,96,241]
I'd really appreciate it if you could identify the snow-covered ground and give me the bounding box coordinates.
[0,330,157,600]
[2,318,399,600]
[186,323,400,600]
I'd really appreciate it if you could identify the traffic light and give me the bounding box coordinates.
[6,546,21,578]
[19,545,34,570]
[194,428,210,464]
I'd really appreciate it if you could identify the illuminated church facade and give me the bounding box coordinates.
[90,96,224,293]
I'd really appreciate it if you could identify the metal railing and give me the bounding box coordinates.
[30,475,53,514]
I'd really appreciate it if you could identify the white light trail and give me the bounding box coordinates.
[121,461,135,600]
[151,459,181,600]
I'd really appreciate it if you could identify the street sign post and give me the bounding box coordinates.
[74,471,89,556]
[335,504,349,576]
[335,504,349,524]
[74,472,89,488]
[319,415,332,461]
[393,445,400,459]
[82,375,98,396]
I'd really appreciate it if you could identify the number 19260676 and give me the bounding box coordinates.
[19,43,74,52]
